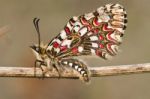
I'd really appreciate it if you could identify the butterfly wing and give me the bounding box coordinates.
[46,3,127,59]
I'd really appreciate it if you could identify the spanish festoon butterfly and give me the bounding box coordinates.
[31,3,127,82]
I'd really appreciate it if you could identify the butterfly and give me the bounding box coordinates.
[30,3,127,83]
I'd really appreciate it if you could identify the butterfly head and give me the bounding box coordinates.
[30,43,47,61]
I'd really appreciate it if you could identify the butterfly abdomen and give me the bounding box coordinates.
[60,58,90,82]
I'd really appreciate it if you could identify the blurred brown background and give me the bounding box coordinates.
[0,0,150,99]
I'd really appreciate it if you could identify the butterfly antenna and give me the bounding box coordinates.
[33,18,41,48]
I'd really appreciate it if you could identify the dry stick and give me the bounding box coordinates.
[0,63,150,79]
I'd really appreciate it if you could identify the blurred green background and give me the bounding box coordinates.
[0,0,150,99]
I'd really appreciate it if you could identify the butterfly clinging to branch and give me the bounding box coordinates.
[30,3,127,83]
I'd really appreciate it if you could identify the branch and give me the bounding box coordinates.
[0,63,150,79]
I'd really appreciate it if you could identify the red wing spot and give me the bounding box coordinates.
[71,47,78,54]
[64,26,71,35]
[106,43,116,55]
[91,28,99,34]
[53,42,59,48]
[99,34,104,40]
[93,17,101,26]
[60,46,67,51]
[96,50,102,56]
[107,43,111,49]
[80,17,89,25]
[102,24,113,31]
[106,43,112,54]
[99,43,104,49]
[107,31,117,43]
[70,18,76,25]
[87,25,92,31]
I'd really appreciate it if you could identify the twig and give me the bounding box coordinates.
[0,63,150,79]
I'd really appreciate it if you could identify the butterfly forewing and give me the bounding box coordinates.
[46,3,127,59]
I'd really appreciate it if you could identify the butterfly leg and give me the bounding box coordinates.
[51,63,63,79]
[60,58,90,83]
[40,58,64,79]
[34,59,46,78]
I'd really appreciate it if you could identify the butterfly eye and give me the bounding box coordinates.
[35,47,39,52]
